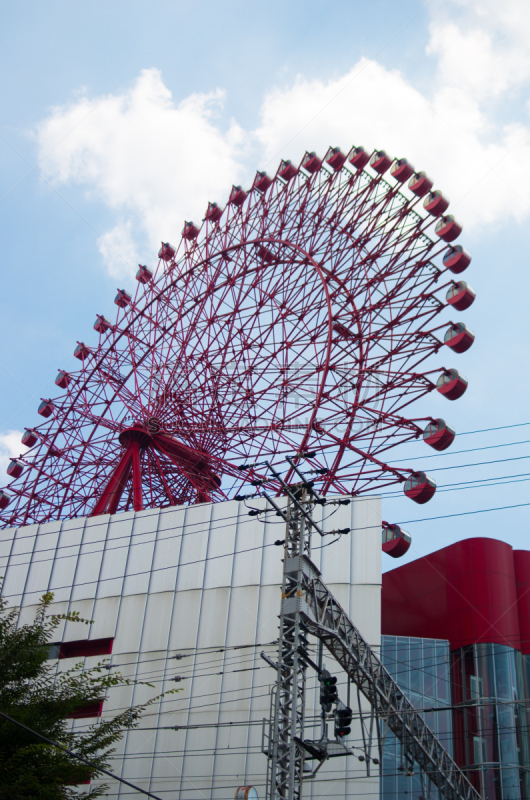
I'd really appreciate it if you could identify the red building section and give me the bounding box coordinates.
[514,549,530,656]
[382,537,530,653]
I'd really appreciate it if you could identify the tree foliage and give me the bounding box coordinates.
[0,591,176,799]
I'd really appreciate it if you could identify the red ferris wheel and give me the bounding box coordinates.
[0,146,476,528]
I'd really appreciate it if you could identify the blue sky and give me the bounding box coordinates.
[1,0,530,568]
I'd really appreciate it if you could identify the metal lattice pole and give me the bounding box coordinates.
[268,490,313,800]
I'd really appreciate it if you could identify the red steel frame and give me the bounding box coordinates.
[0,146,474,527]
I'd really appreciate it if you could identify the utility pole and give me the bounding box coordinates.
[268,488,311,800]
[258,457,348,800]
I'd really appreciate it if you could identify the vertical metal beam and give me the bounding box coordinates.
[269,492,312,800]
[90,444,134,516]
[131,441,144,512]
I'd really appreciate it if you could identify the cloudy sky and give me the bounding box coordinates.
[1,0,529,568]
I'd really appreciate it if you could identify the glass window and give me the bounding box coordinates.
[473,736,486,765]
[437,710,452,755]
[381,636,453,800]
[423,642,435,698]
[409,640,422,695]
[382,637,398,683]
[67,700,103,719]
[469,674,483,701]
[436,642,449,702]
[47,643,61,660]
[494,646,514,700]
[59,637,113,659]
[396,639,410,692]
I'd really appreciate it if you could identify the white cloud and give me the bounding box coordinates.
[97,220,141,281]
[255,58,530,228]
[427,15,530,100]
[0,431,25,481]
[254,0,530,229]
[37,68,246,274]
[34,2,530,277]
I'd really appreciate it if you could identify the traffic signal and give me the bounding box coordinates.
[334,705,353,738]
[319,669,338,712]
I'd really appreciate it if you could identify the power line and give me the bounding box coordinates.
[87,640,279,674]
[398,501,530,526]
[124,664,264,684]
[381,473,530,498]
[0,493,344,566]
[391,438,530,463]
[5,440,530,570]
[0,510,251,562]
[102,688,273,715]
[2,499,530,601]
[2,422,530,544]
[4,469,528,572]
[0,504,243,545]
[417,454,530,473]
[439,421,530,437]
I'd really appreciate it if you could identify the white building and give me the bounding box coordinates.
[0,495,382,800]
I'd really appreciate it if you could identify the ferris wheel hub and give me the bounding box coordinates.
[117,424,219,484]
[118,425,152,448]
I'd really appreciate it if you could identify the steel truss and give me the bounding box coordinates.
[298,568,480,800]
[263,466,480,800]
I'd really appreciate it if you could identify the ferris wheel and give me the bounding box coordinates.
[0,146,476,528]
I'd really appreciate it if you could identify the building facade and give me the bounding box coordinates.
[382,538,530,800]
[0,495,382,800]
[381,635,453,800]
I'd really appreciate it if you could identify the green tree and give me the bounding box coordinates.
[0,590,176,799]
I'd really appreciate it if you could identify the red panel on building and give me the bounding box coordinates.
[59,637,114,659]
[514,550,530,654]
[67,700,103,719]
[382,538,523,651]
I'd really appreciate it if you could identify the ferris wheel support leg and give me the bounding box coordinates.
[131,442,143,512]
[90,445,134,516]
[152,438,212,504]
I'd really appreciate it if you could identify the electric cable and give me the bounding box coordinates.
[0,510,257,564]
[6,496,530,593]
[419,421,530,437]
[412,454,530,473]
[381,471,530,498]
[88,641,279,674]
[7,440,530,789]
[0,500,337,568]
[397,501,530,525]
[5,447,530,572]
[117,663,264,684]
[390,437,530,462]
[2,422,530,551]
[0,505,243,546]
[94,689,273,716]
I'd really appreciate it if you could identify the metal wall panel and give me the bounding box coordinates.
[0,495,382,800]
